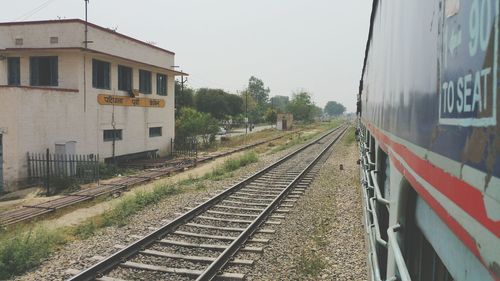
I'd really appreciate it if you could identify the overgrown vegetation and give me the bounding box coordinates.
[0,121,356,280]
[295,217,331,278]
[297,252,327,277]
[0,227,66,279]
[345,127,356,144]
[204,151,258,180]
[72,184,182,239]
[176,107,219,147]
[48,175,79,195]
[73,151,259,239]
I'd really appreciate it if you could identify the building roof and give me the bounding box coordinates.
[0,19,175,55]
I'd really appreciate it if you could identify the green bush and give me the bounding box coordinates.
[98,163,121,179]
[0,227,66,279]
[297,254,326,277]
[345,127,356,144]
[48,175,79,195]
[72,220,99,239]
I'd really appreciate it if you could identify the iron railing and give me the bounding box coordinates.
[170,138,198,158]
[27,149,99,195]
[358,122,411,281]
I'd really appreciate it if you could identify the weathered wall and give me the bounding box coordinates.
[0,20,177,191]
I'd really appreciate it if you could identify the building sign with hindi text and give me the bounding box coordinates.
[97,94,165,108]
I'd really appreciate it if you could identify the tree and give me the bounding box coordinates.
[240,90,258,122]
[175,81,194,114]
[194,88,243,120]
[312,105,323,119]
[286,91,315,122]
[247,76,270,106]
[324,101,346,116]
[175,108,219,145]
[264,107,278,124]
[225,93,244,116]
[270,95,289,112]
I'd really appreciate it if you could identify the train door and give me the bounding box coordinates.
[0,134,3,192]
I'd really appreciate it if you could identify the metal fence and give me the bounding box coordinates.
[171,138,198,158]
[27,149,99,195]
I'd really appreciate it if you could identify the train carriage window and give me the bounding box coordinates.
[404,187,454,281]
[375,147,389,279]
[369,135,376,164]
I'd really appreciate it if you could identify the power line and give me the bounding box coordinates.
[14,0,59,21]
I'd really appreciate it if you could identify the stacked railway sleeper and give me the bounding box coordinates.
[67,124,349,281]
[0,134,289,226]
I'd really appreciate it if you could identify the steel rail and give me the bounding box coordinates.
[68,124,346,281]
[197,126,348,280]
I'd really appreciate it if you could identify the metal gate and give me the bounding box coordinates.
[0,134,3,192]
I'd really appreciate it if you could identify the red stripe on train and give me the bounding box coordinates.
[390,156,500,280]
[365,122,500,237]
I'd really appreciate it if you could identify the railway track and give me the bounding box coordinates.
[67,124,349,281]
[0,133,289,226]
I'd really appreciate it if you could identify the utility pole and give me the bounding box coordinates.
[181,75,188,94]
[245,92,248,134]
[171,66,186,114]
[84,0,89,48]
[111,104,116,164]
[83,0,90,112]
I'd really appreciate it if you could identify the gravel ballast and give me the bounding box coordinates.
[12,146,293,281]
[12,127,368,281]
[244,132,368,281]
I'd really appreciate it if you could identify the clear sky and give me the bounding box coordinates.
[1,0,372,112]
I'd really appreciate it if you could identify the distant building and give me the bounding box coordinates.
[0,19,187,192]
[276,113,293,131]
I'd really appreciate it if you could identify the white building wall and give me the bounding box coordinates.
[0,19,174,71]
[0,20,178,191]
[0,22,84,50]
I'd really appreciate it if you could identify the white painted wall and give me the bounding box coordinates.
[0,20,174,70]
[0,21,177,191]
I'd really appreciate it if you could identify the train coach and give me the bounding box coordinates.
[357,0,500,280]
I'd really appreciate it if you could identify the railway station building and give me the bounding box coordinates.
[0,19,187,192]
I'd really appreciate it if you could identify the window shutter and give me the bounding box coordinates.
[50,57,58,86]
[30,57,39,86]
[104,62,110,89]
[118,67,122,90]
[92,60,97,88]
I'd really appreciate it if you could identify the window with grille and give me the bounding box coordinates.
[30,56,58,86]
[92,59,110,89]
[149,127,162,137]
[157,74,167,96]
[139,70,152,94]
[103,129,123,142]
[7,57,20,86]
[118,65,132,91]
